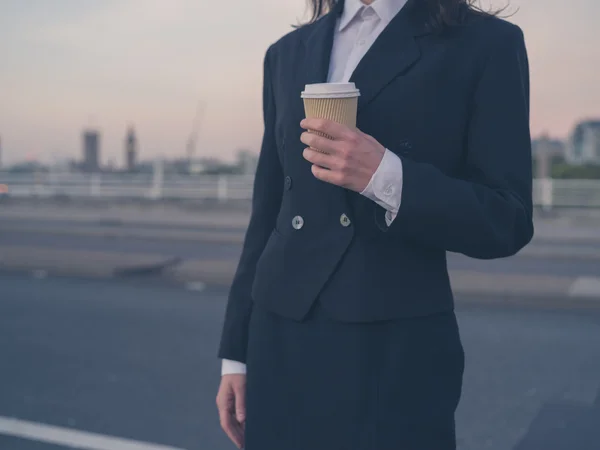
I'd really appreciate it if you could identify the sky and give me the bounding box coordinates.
[1,0,599,166]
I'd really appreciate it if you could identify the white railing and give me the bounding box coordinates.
[0,170,255,202]
[1,171,600,208]
[533,178,600,209]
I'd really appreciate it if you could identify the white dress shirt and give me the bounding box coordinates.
[222,0,407,376]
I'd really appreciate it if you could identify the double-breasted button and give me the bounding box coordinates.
[292,215,304,230]
[340,213,351,227]
[284,176,292,191]
[398,140,412,155]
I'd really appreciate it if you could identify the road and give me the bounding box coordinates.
[1,274,600,450]
[2,226,600,278]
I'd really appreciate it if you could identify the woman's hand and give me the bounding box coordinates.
[300,118,385,193]
[216,374,246,449]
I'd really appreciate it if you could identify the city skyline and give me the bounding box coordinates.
[1,0,599,166]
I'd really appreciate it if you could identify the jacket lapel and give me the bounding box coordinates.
[350,3,430,112]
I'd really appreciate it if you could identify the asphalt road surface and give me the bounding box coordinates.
[2,228,600,278]
[1,274,600,450]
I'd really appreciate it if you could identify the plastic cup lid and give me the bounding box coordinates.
[301,82,361,99]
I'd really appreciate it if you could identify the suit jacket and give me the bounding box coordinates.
[219,1,534,363]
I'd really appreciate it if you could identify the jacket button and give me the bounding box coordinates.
[399,140,412,155]
[292,215,304,230]
[285,176,292,190]
[340,213,351,227]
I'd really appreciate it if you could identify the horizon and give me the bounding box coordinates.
[1,0,599,166]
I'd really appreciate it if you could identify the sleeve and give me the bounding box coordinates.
[218,46,283,363]
[222,359,247,375]
[374,25,534,259]
[360,148,404,225]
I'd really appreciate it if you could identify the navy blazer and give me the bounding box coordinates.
[219,2,534,363]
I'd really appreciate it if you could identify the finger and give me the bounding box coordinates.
[300,131,338,154]
[217,385,244,448]
[233,382,246,423]
[303,147,335,169]
[301,118,350,140]
[216,385,234,414]
[220,410,245,449]
[228,420,245,450]
[311,164,344,187]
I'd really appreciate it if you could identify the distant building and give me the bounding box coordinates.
[566,120,600,165]
[531,134,565,158]
[236,149,259,175]
[125,126,137,172]
[7,161,48,173]
[168,158,194,174]
[106,159,116,172]
[195,157,230,174]
[82,129,100,172]
[531,134,566,178]
[188,158,207,174]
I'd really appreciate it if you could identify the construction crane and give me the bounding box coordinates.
[186,100,205,172]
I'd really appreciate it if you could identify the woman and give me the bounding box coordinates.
[217,0,533,449]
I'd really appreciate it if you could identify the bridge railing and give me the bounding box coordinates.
[1,172,600,208]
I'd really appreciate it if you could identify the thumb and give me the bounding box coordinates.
[234,382,246,423]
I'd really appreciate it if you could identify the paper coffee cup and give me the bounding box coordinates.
[301,83,360,142]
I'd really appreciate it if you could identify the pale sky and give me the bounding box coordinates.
[1,0,598,166]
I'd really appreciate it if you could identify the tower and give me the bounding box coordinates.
[125,126,137,172]
[82,129,100,172]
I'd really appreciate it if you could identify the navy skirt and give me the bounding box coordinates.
[245,301,464,450]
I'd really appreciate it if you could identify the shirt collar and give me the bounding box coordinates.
[338,0,409,31]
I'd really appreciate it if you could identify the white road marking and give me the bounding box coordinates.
[0,416,185,450]
[185,281,206,292]
[568,276,600,298]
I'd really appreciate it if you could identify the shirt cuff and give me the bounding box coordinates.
[222,359,247,375]
[360,148,404,226]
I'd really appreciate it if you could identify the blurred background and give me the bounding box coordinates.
[1,1,600,449]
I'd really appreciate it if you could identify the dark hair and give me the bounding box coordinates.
[305,0,506,31]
